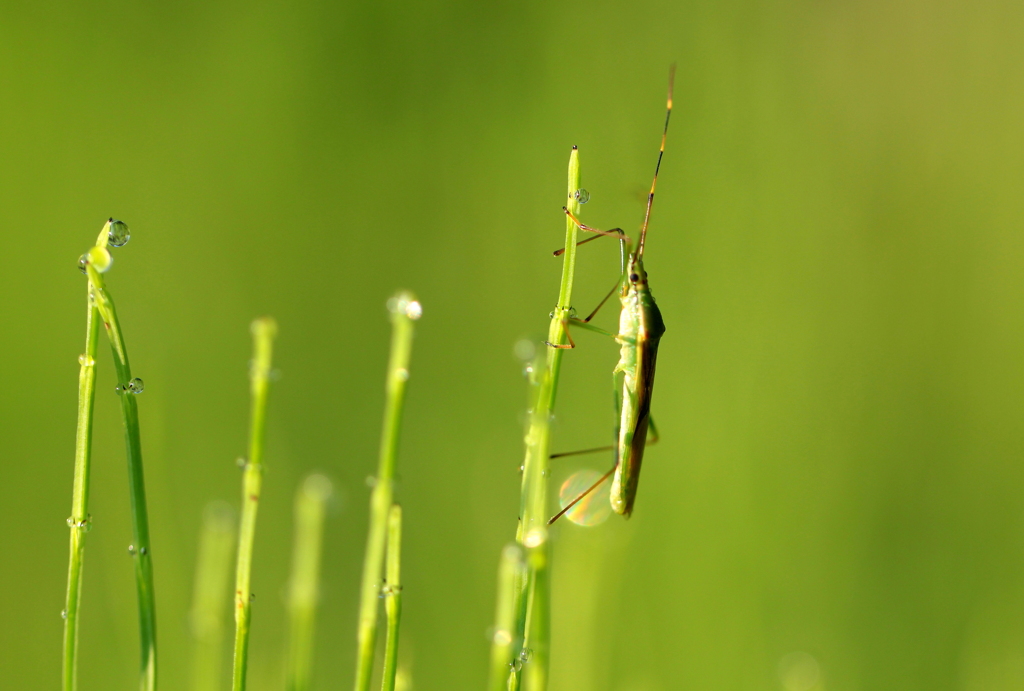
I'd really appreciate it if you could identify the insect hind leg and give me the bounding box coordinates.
[547,465,616,525]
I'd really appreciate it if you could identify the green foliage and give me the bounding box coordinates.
[8,5,1024,690]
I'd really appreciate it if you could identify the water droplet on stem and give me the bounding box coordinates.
[107,219,130,247]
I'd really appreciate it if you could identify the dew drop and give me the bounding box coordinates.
[78,254,88,274]
[574,188,591,204]
[387,294,423,320]
[395,368,409,382]
[139,547,147,556]
[236,457,248,469]
[66,516,74,527]
[61,609,67,619]
[107,219,130,247]
[78,354,95,367]
[519,648,533,664]
[127,377,144,394]
[557,469,613,527]
[128,544,135,556]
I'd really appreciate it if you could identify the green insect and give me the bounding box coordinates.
[548,68,674,524]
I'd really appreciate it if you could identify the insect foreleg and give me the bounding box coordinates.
[544,317,616,349]
[554,209,630,260]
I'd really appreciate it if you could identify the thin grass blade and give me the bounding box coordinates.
[353,292,421,691]
[231,317,278,691]
[286,474,333,691]
[380,504,403,691]
[189,501,236,691]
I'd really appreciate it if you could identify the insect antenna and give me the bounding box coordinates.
[637,64,675,260]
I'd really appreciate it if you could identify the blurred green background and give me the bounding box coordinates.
[2,1,1024,689]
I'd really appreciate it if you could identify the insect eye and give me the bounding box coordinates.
[629,273,640,282]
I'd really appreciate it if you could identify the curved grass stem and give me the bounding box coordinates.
[85,221,158,691]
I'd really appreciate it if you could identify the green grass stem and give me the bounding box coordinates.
[231,317,278,691]
[380,504,403,691]
[62,222,105,691]
[488,544,526,691]
[188,501,236,691]
[354,292,421,691]
[506,146,582,691]
[285,474,333,691]
[84,221,158,691]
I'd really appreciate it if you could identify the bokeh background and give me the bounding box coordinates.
[2,1,1024,690]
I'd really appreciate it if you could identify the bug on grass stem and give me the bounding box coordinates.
[547,66,675,523]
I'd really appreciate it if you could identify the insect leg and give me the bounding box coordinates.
[577,275,623,324]
[550,445,615,459]
[544,317,616,349]
[646,416,660,446]
[546,465,616,525]
[554,209,630,259]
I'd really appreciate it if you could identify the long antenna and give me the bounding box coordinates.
[637,64,675,260]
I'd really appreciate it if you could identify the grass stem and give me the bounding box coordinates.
[285,474,333,691]
[353,291,421,691]
[508,147,582,691]
[85,221,158,691]
[231,317,278,691]
[380,504,403,691]
[189,501,236,691]
[488,544,525,691]
[62,224,105,691]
